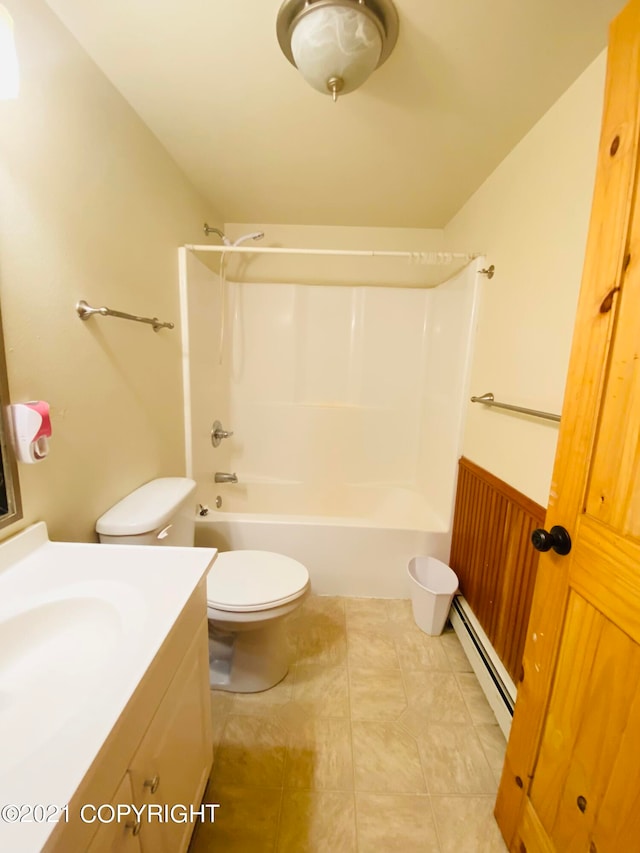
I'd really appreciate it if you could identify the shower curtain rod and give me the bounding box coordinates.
[185,244,477,264]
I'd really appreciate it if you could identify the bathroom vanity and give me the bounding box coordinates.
[0,523,217,853]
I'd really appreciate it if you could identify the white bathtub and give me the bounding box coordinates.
[194,484,451,598]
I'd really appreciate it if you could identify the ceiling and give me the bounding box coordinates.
[45,0,624,229]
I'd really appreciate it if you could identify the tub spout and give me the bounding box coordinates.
[214,472,238,484]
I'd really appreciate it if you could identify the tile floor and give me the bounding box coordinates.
[189,596,508,852]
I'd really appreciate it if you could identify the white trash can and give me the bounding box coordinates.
[407,556,459,636]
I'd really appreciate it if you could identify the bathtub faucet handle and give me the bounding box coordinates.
[211,420,234,447]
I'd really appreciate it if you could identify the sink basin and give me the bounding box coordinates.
[0,521,217,853]
[0,592,129,770]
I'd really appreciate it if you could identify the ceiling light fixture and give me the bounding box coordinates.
[276,0,398,102]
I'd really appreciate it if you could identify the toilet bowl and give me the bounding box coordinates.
[95,478,309,693]
[206,550,309,692]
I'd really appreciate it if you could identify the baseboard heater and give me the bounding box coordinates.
[450,595,516,738]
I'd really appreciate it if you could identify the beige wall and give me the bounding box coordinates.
[444,52,607,506]
[0,0,221,541]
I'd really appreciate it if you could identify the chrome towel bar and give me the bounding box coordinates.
[76,300,174,332]
[471,392,561,423]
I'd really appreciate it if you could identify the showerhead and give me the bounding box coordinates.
[232,231,265,247]
[203,224,265,248]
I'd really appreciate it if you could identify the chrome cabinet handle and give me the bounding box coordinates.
[144,775,160,794]
[126,819,142,836]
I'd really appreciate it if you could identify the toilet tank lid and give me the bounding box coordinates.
[96,478,197,536]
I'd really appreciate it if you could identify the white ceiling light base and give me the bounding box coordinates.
[277,0,399,101]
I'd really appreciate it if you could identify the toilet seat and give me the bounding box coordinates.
[206,550,310,613]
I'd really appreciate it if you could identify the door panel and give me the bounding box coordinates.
[529,594,640,850]
[572,520,640,645]
[586,234,640,535]
[527,593,601,845]
[591,677,640,848]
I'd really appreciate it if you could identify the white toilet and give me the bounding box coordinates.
[96,477,310,693]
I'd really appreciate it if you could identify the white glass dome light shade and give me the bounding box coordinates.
[290,4,383,97]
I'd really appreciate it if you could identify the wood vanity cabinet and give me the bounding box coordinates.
[45,581,213,853]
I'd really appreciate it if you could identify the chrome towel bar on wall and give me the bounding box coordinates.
[76,300,174,332]
[471,392,561,423]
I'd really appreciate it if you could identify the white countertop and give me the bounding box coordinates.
[0,522,216,852]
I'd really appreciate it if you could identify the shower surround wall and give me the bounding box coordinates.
[182,248,479,596]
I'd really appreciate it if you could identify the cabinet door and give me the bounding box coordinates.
[129,624,213,853]
[86,773,142,853]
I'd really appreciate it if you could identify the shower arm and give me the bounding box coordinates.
[203,224,226,241]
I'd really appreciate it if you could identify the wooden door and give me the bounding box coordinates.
[495,2,640,851]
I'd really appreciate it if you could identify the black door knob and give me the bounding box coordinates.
[531,525,572,556]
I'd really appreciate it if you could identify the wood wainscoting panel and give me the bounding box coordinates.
[449,457,546,683]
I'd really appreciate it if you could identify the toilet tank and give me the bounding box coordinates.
[96,478,197,547]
